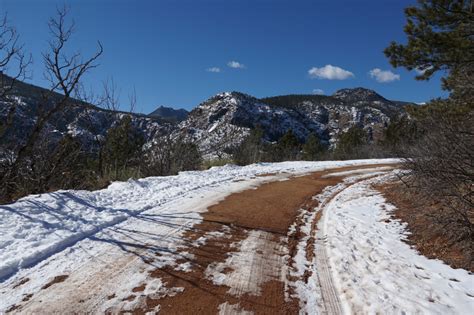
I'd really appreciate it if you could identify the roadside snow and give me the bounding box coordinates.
[320,173,474,314]
[321,166,393,178]
[0,159,398,312]
[290,169,391,314]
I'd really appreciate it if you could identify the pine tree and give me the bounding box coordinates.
[334,126,367,159]
[383,0,474,242]
[271,129,300,162]
[384,0,473,96]
[171,140,202,173]
[302,133,323,160]
[233,126,265,165]
[103,115,144,178]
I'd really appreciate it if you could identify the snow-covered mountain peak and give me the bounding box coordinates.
[174,89,408,158]
[200,91,259,109]
[332,87,387,103]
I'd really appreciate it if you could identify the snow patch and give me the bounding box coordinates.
[218,301,253,315]
[0,159,399,312]
[321,174,474,314]
[206,230,288,297]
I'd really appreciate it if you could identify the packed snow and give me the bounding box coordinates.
[288,169,474,314]
[319,173,474,314]
[0,159,397,312]
[2,159,471,314]
[205,230,287,297]
[289,169,391,314]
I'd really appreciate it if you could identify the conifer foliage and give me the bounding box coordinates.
[302,133,324,161]
[103,115,145,180]
[270,129,301,162]
[385,0,473,241]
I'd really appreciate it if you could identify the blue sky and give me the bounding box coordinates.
[2,0,447,113]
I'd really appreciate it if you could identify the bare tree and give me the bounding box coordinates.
[0,13,32,141]
[80,78,120,178]
[128,86,137,114]
[80,77,139,178]
[1,6,103,202]
[14,6,102,161]
[98,77,120,111]
[0,13,31,97]
[400,104,474,240]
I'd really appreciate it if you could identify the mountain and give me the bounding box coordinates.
[0,74,170,158]
[175,89,410,157]
[148,106,188,123]
[1,75,411,160]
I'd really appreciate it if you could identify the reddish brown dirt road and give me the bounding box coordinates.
[134,164,396,314]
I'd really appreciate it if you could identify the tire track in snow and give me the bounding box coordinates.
[150,165,398,314]
[290,169,394,315]
[315,171,392,315]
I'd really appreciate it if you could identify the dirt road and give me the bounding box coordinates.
[5,164,396,314]
[136,164,395,314]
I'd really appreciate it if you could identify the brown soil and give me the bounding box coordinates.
[12,277,30,289]
[377,181,473,272]
[132,163,397,314]
[21,294,33,302]
[41,275,69,290]
[132,284,146,293]
[7,275,69,313]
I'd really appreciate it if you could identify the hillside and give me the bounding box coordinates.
[176,89,409,157]
[0,75,170,157]
[1,76,410,159]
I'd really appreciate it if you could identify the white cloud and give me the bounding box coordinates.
[312,88,325,95]
[206,67,221,73]
[308,64,354,80]
[227,61,246,69]
[369,68,400,83]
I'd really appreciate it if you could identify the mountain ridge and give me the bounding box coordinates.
[175,89,411,157]
[1,76,412,159]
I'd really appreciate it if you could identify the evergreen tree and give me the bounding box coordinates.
[103,115,144,178]
[171,140,202,173]
[233,126,265,165]
[384,0,474,241]
[334,126,367,159]
[302,133,324,160]
[384,0,473,96]
[270,129,300,162]
[381,116,420,152]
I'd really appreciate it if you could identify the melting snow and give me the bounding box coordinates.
[0,159,399,312]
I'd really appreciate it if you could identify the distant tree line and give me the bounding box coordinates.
[232,122,405,166]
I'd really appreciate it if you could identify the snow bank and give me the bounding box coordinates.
[0,159,398,283]
[290,170,389,314]
[321,174,474,314]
